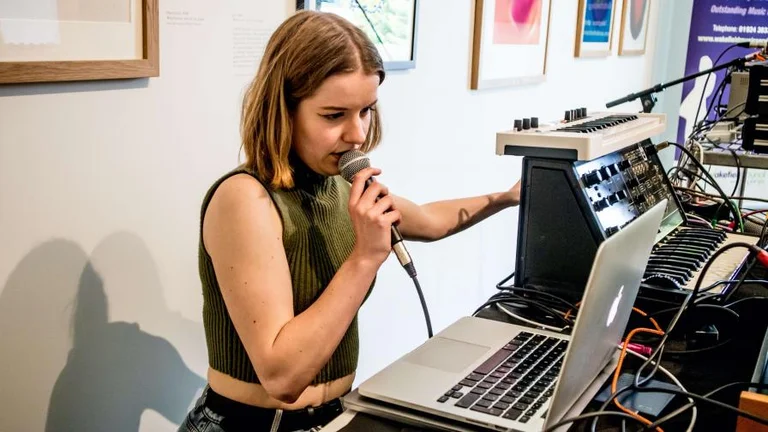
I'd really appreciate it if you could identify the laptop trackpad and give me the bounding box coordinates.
[403,337,490,373]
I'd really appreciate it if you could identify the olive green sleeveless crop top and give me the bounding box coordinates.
[198,165,370,384]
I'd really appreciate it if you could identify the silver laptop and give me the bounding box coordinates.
[356,200,667,432]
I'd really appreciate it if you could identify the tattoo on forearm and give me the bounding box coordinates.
[445,195,503,237]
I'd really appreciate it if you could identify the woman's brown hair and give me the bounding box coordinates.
[240,10,386,189]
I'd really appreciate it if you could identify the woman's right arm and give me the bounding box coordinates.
[203,168,397,403]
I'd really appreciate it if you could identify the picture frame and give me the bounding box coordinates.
[574,0,617,58]
[470,0,553,90]
[618,0,651,56]
[0,0,159,85]
[296,0,419,71]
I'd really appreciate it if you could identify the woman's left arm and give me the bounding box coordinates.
[393,180,521,242]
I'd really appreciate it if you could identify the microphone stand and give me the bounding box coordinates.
[606,54,754,113]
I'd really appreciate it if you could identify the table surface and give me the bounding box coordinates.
[323,282,768,432]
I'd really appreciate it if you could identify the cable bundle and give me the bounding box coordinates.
[479,240,768,431]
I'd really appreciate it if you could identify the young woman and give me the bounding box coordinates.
[179,10,521,432]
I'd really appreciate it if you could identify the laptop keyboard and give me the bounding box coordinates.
[437,332,567,424]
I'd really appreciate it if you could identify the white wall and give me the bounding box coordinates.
[0,1,663,430]
[646,0,694,168]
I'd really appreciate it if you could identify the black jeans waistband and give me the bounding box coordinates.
[203,387,344,431]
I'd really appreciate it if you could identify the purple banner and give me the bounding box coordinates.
[677,0,768,144]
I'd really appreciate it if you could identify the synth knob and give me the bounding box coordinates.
[531,117,539,128]
[514,119,522,131]
[582,171,602,187]
[616,190,628,200]
[571,109,578,120]
[608,164,620,176]
[626,178,640,188]
[522,118,531,130]
[565,110,572,122]
[593,199,610,212]
[599,166,612,179]
[617,160,631,171]
[608,194,620,204]
[580,107,587,118]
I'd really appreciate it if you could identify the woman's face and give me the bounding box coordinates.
[292,70,380,176]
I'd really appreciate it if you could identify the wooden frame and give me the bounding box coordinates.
[0,0,159,84]
[470,0,553,90]
[574,0,617,58]
[618,0,651,56]
[296,0,420,71]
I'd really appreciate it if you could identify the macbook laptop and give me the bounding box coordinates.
[355,200,667,432]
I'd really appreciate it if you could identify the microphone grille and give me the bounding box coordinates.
[338,150,370,183]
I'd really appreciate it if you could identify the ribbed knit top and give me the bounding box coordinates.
[199,164,370,385]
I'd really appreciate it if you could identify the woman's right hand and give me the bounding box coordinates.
[347,167,401,266]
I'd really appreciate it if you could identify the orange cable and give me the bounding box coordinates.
[612,327,666,432]
[563,301,666,429]
[564,301,582,321]
[564,302,662,332]
[632,307,662,332]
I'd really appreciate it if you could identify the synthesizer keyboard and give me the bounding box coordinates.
[496,111,667,161]
[500,110,759,302]
[645,226,758,292]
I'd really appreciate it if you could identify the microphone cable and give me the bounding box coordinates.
[410,273,433,338]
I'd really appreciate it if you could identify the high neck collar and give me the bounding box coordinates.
[290,154,330,191]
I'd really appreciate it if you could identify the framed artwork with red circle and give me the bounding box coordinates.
[470,0,553,89]
[618,0,651,56]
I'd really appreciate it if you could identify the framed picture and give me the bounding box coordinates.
[618,0,650,55]
[296,0,419,71]
[470,0,553,90]
[0,0,159,85]
[574,0,616,58]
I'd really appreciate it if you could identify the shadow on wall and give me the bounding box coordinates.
[0,234,205,432]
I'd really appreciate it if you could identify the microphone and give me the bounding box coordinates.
[737,39,768,49]
[338,150,417,278]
